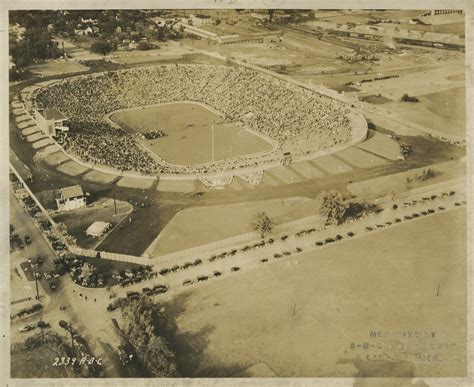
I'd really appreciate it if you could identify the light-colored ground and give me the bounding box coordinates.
[269,166,303,184]
[26,132,46,143]
[383,87,466,138]
[347,160,465,197]
[56,160,90,176]
[32,138,53,149]
[116,176,155,189]
[289,161,326,179]
[42,144,61,154]
[110,102,273,165]
[150,197,317,256]
[312,154,353,174]
[170,208,466,377]
[82,170,117,184]
[43,152,70,166]
[335,146,387,168]
[356,132,400,160]
[156,178,197,193]
[22,126,41,136]
[15,114,30,123]
[18,121,36,129]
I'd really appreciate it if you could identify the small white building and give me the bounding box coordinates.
[86,221,111,238]
[34,108,69,137]
[56,185,86,211]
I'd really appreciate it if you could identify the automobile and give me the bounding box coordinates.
[230,266,240,272]
[315,241,324,246]
[335,235,343,241]
[394,218,401,223]
[454,202,461,206]
[404,215,412,220]
[267,238,274,244]
[366,227,373,231]
[193,258,202,266]
[171,264,180,272]
[325,237,335,243]
[273,253,282,258]
[282,251,291,256]
[295,247,302,253]
[376,224,384,228]
[385,221,392,226]
[347,231,355,237]
[142,287,153,295]
[159,268,170,275]
[260,258,269,263]
[412,213,420,218]
[280,235,288,241]
[427,209,435,214]
[438,206,445,211]
[18,324,35,333]
[241,245,250,252]
[208,256,217,262]
[152,284,168,294]
[49,280,57,291]
[213,270,222,277]
[449,191,455,196]
[24,235,31,245]
[126,291,140,300]
[197,275,208,282]
[229,249,238,255]
[430,195,437,200]
[107,303,118,312]
[182,279,193,286]
[421,211,428,215]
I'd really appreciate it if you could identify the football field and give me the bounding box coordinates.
[109,102,273,166]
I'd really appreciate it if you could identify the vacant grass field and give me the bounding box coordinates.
[347,160,465,197]
[110,102,273,165]
[356,131,400,160]
[149,197,318,256]
[167,208,466,377]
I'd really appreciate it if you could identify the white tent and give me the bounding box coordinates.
[86,221,111,238]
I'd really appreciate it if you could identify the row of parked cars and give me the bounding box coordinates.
[12,303,43,320]
[182,266,241,287]
[117,267,157,288]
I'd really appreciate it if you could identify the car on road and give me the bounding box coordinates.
[213,270,222,277]
[18,324,35,333]
[171,264,180,272]
[260,258,268,263]
[193,258,202,266]
[315,241,324,246]
[281,235,288,241]
[197,275,208,282]
[142,287,153,296]
[231,266,240,272]
[152,284,168,294]
[347,231,355,237]
[183,279,194,286]
[126,291,140,300]
[24,235,31,245]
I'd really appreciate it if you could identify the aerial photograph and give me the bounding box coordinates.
[7,7,468,381]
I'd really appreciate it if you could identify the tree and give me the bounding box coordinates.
[121,297,178,377]
[90,40,116,56]
[252,212,274,238]
[316,190,348,224]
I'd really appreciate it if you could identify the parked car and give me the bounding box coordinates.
[281,235,288,241]
[213,270,222,277]
[394,218,401,223]
[152,284,168,294]
[18,324,35,333]
[182,279,193,286]
[347,231,355,237]
[260,258,268,263]
[107,303,118,312]
[171,264,180,272]
[193,258,202,266]
[273,253,282,258]
[24,235,31,245]
[142,287,153,296]
[315,241,324,246]
[126,291,140,300]
[197,275,208,282]
[231,266,240,272]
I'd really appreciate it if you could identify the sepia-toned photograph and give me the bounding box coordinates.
[2,2,471,384]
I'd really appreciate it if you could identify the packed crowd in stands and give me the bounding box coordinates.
[34,65,353,175]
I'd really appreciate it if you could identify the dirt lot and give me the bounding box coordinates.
[28,60,89,77]
[109,102,273,165]
[149,197,317,256]
[167,208,466,377]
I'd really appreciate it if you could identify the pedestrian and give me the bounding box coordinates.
[79,293,82,297]
[73,289,75,293]
[85,296,88,301]
[94,298,96,303]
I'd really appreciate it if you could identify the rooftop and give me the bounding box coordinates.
[59,185,84,200]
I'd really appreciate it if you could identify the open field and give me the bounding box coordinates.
[28,60,89,77]
[110,102,273,165]
[347,160,465,197]
[335,146,387,168]
[116,176,155,190]
[383,87,466,137]
[312,154,353,174]
[82,170,117,184]
[149,197,318,256]
[43,151,70,166]
[52,198,133,249]
[168,208,466,377]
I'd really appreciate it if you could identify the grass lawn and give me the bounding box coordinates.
[109,102,273,165]
[52,198,133,249]
[11,337,69,378]
[167,208,466,377]
[149,197,317,256]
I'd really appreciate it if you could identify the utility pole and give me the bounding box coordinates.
[113,188,117,216]
[211,122,215,163]
[32,264,40,301]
